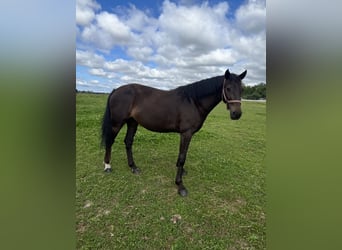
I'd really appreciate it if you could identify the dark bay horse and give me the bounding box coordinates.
[101,69,247,196]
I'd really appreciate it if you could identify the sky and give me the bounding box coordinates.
[76,0,266,93]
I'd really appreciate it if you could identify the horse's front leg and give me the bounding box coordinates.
[175,131,193,197]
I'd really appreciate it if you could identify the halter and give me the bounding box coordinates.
[222,79,241,104]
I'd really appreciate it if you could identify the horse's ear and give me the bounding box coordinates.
[239,70,247,80]
[225,69,230,79]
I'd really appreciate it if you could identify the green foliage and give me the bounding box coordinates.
[242,83,266,100]
[76,93,266,249]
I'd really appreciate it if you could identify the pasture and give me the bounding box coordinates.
[76,93,266,249]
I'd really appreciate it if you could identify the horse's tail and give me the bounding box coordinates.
[101,90,115,148]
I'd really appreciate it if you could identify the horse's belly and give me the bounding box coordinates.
[132,110,178,132]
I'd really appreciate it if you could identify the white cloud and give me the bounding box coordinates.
[96,12,132,43]
[81,24,115,50]
[158,0,230,51]
[76,78,114,92]
[127,46,153,61]
[124,5,156,32]
[76,0,101,26]
[192,49,238,67]
[104,59,139,73]
[80,11,133,50]
[76,79,89,86]
[89,68,106,76]
[235,0,266,34]
[76,49,105,68]
[76,0,266,92]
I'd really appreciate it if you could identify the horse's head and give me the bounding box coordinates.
[222,69,247,120]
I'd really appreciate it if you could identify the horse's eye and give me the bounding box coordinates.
[226,87,231,92]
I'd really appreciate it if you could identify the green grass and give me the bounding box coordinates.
[76,93,266,249]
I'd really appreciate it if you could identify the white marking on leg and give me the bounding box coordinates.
[104,163,112,171]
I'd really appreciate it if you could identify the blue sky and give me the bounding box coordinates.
[76,0,265,92]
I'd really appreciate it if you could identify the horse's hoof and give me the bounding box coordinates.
[131,167,141,175]
[104,168,112,173]
[178,188,188,197]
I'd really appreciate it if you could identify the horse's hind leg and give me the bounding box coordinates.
[124,118,140,174]
[103,124,123,172]
[175,131,193,196]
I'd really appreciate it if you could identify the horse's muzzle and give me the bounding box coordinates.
[230,111,242,120]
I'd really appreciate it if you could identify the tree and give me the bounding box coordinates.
[242,83,266,100]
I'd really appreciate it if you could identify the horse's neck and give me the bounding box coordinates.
[196,89,222,117]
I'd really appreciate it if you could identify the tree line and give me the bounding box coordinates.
[242,83,266,100]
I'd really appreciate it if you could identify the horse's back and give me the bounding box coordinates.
[113,83,168,98]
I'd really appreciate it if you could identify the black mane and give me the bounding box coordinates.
[175,75,224,102]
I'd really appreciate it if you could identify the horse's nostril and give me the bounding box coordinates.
[230,111,241,120]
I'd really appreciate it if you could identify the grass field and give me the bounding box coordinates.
[76,93,266,249]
